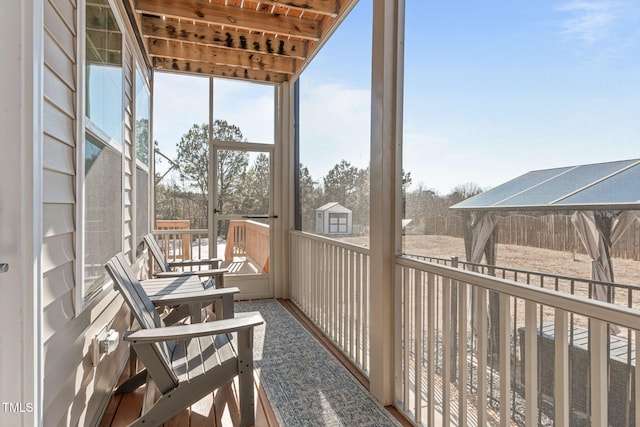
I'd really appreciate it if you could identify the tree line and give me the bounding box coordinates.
[155,120,483,234]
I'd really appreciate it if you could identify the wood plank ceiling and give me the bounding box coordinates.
[125,0,356,83]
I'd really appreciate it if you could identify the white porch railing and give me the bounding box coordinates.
[152,228,209,264]
[290,231,370,375]
[396,255,640,426]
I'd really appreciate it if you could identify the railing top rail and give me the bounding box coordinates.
[153,229,208,235]
[405,253,640,290]
[291,230,370,255]
[396,255,640,330]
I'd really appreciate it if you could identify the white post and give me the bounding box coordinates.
[524,301,538,425]
[590,319,608,425]
[0,0,42,425]
[554,309,569,426]
[275,81,295,299]
[369,0,404,405]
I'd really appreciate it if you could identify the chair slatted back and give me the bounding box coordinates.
[144,234,171,273]
[105,253,179,388]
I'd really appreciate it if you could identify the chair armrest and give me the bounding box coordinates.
[124,312,264,342]
[153,268,228,279]
[148,286,239,306]
[168,258,223,268]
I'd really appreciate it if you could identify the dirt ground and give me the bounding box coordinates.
[344,234,640,287]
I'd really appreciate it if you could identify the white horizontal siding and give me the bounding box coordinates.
[43,170,74,204]
[43,291,128,425]
[44,0,75,60]
[42,234,74,273]
[48,0,76,37]
[42,263,74,308]
[43,204,74,238]
[44,31,74,89]
[44,134,75,175]
[44,66,74,117]
[43,100,74,145]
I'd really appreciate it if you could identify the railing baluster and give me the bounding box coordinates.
[499,293,511,426]
[331,244,336,342]
[591,318,608,426]
[524,300,538,425]
[338,246,344,350]
[413,271,422,424]
[394,264,403,407]
[426,272,435,426]
[554,309,569,425]
[458,280,468,427]
[403,267,411,411]
[356,252,362,367]
[350,248,355,359]
[477,287,488,426]
[442,276,451,425]
[363,254,369,373]
[636,330,640,427]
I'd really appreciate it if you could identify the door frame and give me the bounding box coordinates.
[1,0,43,423]
[210,140,276,299]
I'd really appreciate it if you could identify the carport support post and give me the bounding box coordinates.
[369,0,404,405]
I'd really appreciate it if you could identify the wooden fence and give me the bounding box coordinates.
[418,214,640,261]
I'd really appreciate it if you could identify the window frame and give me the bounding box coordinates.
[134,65,151,256]
[75,0,150,313]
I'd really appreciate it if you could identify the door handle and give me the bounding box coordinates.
[0,263,8,273]
[241,215,278,219]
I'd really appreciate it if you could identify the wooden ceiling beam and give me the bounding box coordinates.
[153,57,289,83]
[136,0,321,41]
[148,38,297,74]
[254,0,340,17]
[142,15,308,60]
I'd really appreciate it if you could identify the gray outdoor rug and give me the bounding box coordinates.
[235,299,401,427]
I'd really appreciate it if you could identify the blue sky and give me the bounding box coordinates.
[155,0,640,195]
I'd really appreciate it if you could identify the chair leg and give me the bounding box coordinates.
[237,329,255,427]
[115,370,148,394]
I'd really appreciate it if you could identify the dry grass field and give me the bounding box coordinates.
[345,234,640,287]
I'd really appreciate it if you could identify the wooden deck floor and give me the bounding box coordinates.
[99,364,277,427]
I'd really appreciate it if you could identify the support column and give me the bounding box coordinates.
[369,0,404,405]
[274,80,296,299]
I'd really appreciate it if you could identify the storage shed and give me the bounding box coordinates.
[316,202,353,235]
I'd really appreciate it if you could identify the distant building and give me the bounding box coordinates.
[316,202,353,235]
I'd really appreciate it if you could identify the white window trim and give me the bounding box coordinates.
[75,0,141,314]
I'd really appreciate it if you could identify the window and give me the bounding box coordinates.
[84,133,122,299]
[213,78,275,144]
[136,166,149,253]
[135,69,150,253]
[85,0,123,143]
[81,0,124,303]
[135,69,150,165]
[153,72,209,229]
